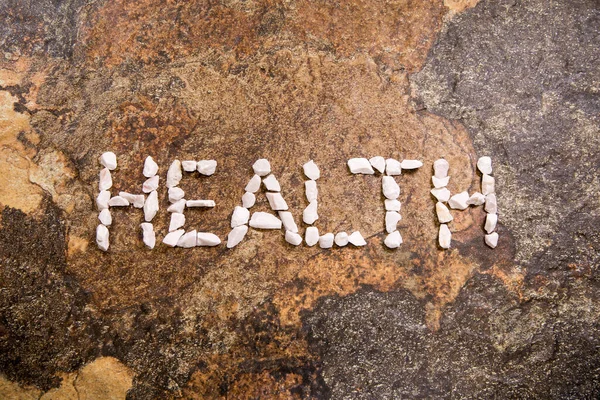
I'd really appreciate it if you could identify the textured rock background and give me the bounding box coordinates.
[0,0,598,398]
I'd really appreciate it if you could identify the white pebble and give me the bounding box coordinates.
[485,194,497,214]
[168,187,185,203]
[143,190,159,222]
[385,211,402,233]
[303,160,320,180]
[436,202,453,223]
[305,180,318,202]
[249,212,282,229]
[348,231,367,246]
[142,175,159,193]
[482,174,495,195]
[430,187,451,202]
[485,232,499,248]
[385,158,402,176]
[448,191,469,210]
[166,160,182,188]
[305,227,319,246]
[279,211,298,233]
[98,209,112,226]
[432,176,450,188]
[369,156,385,173]
[140,223,155,249]
[385,199,401,212]
[231,206,250,228]
[384,231,402,249]
[167,199,185,213]
[319,233,334,248]
[100,152,117,170]
[108,195,129,207]
[334,232,349,247]
[99,168,112,191]
[245,175,262,193]
[285,230,303,246]
[242,192,256,208]
[182,160,197,172]
[96,190,111,211]
[439,224,451,249]
[400,159,423,170]
[252,159,271,176]
[477,156,492,175]
[96,224,109,251]
[467,192,485,206]
[177,230,197,248]
[433,159,449,178]
[485,213,498,233]
[163,229,184,247]
[143,156,159,178]
[169,212,186,232]
[303,201,319,224]
[263,174,281,191]
[197,232,221,246]
[227,225,248,248]
[266,192,288,210]
[382,176,400,199]
[198,160,217,176]
[120,192,144,208]
[186,200,215,207]
[347,158,374,174]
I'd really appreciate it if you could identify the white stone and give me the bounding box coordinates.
[400,159,423,170]
[431,187,451,202]
[245,175,262,193]
[169,212,186,232]
[197,232,221,246]
[100,152,117,170]
[96,190,111,211]
[168,187,185,203]
[305,180,318,202]
[249,212,282,229]
[96,224,109,251]
[467,192,486,206]
[263,174,280,191]
[177,230,197,248]
[477,156,492,175]
[163,229,184,247]
[279,211,298,233]
[186,200,215,207]
[385,158,402,176]
[144,190,159,221]
[433,159,449,178]
[485,232,499,248]
[140,222,155,249]
[242,192,256,208]
[382,176,400,199]
[99,168,112,191]
[319,233,334,248]
[142,175,159,193]
[166,160,182,188]
[369,156,385,173]
[98,209,112,226]
[197,160,217,176]
[108,195,129,207]
[303,201,319,224]
[167,199,185,213]
[485,194,497,214]
[266,192,288,210]
[432,176,450,188]
[305,227,319,246]
[482,174,495,195]
[334,232,349,247]
[252,159,271,176]
[448,191,469,210]
[120,192,144,208]
[439,224,451,249]
[485,213,498,233]
[347,158,374,174]
[348,231,367,246]
[436,202,453,223]
[303,160,320,180]
[384,231,402,249]
[227,225,248,248]
[385,199,401,212]
[182,160,197,172]
[231,206,250,228]
[385,211,402,233]
[285,231,303,246]
[143,156,158,178]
